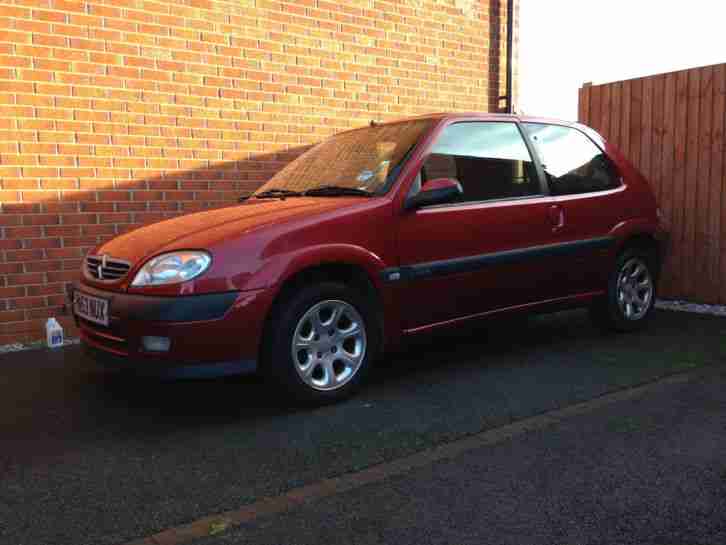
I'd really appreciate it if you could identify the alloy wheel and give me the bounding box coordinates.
[616,257,653,321]
[291,299,367,391]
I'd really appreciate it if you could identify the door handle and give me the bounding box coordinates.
[548,204,565,232]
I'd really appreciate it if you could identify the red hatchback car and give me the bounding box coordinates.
[72,113,668,403]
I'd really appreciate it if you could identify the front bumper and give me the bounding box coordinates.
[70,282,273,378]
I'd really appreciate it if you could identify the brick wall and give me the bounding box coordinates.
[0,0,517,345]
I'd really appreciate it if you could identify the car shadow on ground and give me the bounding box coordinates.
[92,310,603,420]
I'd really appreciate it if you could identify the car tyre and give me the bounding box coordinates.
[263,281,382,405]
[590,246,658,332]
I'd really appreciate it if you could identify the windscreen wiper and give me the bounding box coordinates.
[254,188,304,199]
[303,186,373,197]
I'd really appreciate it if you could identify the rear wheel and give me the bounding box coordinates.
[263,282,381,404]
[590,247,658,332]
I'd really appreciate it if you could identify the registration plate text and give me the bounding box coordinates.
[74,292,109,327]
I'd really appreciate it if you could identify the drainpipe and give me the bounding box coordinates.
[504,0,515,113]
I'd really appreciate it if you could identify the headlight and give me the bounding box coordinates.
[131,251,211,287]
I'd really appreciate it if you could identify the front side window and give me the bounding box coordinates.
[523,123,620,196]
[253,119,433,196]
[421,122,540,204]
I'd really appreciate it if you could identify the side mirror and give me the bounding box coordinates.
[405,178,463,210]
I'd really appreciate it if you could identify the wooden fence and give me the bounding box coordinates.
[578,63,726,304]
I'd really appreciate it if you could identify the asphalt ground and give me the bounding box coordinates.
[1,309,725,545]
[194,369,726,545]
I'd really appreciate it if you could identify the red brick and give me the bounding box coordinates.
[97,191,130,201]
[81,202,114,213]
[45,247,81,259]
[20,190,59,202]
[5,226,42,239]
[42,202,79,213]
[26,282,64,297]
[1,203,40,215]
[27,306,65,319]
[0,5,31,17]
[7,296,47,309]
[0,55,32,68]
[0,286,26,298]
[0,215,22,226]
[22,214,60,226]
[7,273,45,287]
[0,239,22,250]
[26,260,62,272]
[88,4,121,17]
[82,224,115,236]
[52,1,86,13]
[45,225,81,237]
[14,19,51,34]
[46,270,80,283]
[99,213,131,224]
[62,214,98,225]
[24,238,61,249]
[0,29,32,43]
[0,310,25,322]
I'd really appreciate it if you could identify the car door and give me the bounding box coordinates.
[522,123,626,298]
[394,120,559,332]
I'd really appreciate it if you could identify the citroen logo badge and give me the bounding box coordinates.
[98,254,107,280]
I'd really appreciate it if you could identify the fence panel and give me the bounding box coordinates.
[579,63,726,303]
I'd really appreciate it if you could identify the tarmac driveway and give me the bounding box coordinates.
[1,309,725,545]
[195,368,726,545]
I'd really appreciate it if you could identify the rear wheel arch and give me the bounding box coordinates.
[618,233,661,277]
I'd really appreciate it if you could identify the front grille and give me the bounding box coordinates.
[85,254,131,282]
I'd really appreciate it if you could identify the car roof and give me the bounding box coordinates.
[333,113,584,139]
[353,112,579,127]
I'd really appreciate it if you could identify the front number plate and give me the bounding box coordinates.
[74,291,109,327]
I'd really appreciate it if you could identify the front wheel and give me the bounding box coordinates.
[590,247,658,332]
[262,282,381,404]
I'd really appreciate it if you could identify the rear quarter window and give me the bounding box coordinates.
[523,123,620,196]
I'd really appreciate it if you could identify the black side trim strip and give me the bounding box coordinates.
[382,237,615,283]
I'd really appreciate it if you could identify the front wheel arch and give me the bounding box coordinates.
[258,262,384,374]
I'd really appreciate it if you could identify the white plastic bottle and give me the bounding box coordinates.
[46,317,64,348]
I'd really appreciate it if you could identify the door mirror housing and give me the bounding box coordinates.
[405,178,463,210]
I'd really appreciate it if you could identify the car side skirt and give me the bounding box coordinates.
[403,290,604,335]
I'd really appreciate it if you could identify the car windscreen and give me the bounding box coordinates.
[253,119,433,196]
